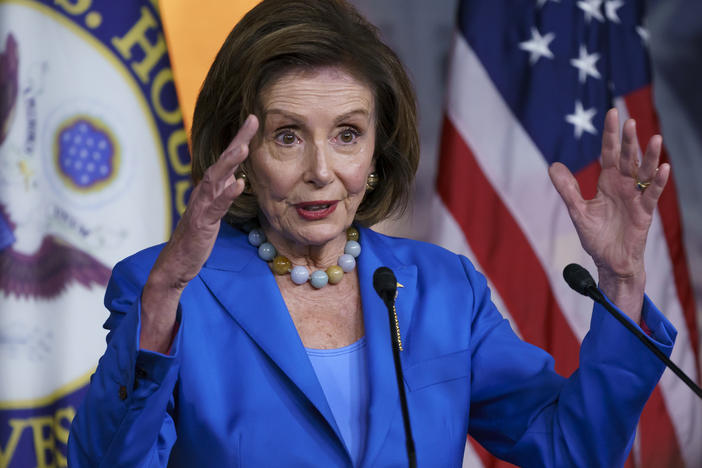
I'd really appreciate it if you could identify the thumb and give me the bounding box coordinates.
[549,162,585,215]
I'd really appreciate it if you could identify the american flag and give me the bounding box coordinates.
[431,0,702,466]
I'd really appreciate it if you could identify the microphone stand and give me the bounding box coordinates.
[564,264,702,399]
[383,293,417,468]
[374,267,417,468]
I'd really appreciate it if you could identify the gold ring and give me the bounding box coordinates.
[635,180,651,192]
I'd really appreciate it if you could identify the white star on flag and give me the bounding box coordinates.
[570,45,601,83]
[565,101,598,139]
[519,27,556,65]
[604,0,624,23]
[537,0,561,7]
[577,0,605,23]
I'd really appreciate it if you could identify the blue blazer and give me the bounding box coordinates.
[68,223,675,467]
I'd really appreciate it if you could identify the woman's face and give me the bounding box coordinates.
[249,66,376,248]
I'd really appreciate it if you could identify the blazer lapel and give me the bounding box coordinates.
[197,224,345,447]
[357,228,417,467]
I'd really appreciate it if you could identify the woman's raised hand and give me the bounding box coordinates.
[140,115,259,352]
[548,108,669,323]
[157,115,258,285]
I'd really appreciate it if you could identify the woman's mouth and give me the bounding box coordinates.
[295,201,338,220]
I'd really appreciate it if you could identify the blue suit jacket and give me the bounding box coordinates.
[68,223,676,467]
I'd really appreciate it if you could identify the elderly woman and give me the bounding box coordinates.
[68,0,675,466]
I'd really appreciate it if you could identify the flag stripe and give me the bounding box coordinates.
[638,388,685,468]
[623,86,700,376]
[430,194,520,339]
[573,160,601,202]
[438,117,580,376]
[462,437,487,468]
[469,438,517,468]
[616,97,702,467]
[445,34,598,343]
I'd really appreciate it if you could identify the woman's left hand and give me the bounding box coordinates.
[548,108,670,323]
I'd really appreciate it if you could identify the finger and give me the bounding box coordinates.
[601,108,620,169]
[638,134,663,182]
[549,162,586,215]
[619,119,639,178]
[208,114,259,182]
[641,162,670,214]
[184,173,243,227]
[210,177,246,215]
[191,170,238,213]
[222,114,259,158]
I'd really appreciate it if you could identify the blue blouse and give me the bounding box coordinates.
[307,337,370,466]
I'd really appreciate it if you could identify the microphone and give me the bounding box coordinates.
[563,263,601,299]
[563,263,702,399]
[373,267,416,468]
[373,266,398,305]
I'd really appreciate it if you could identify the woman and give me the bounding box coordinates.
[68,0,675,466]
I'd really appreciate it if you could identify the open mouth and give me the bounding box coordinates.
[295,201,338,220]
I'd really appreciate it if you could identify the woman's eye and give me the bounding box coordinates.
[274,130,298,146]
[338,128,360,144]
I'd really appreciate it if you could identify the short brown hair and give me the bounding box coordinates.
[190,0,419,226]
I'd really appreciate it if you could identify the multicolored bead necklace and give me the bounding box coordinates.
[247,226,361,289]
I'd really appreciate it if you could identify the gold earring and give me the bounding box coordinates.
[366,172,379,191]
[238,171,255,194]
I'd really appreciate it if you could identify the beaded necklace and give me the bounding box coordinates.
[247,226,361,289]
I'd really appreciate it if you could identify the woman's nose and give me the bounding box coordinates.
[304,142,334,187]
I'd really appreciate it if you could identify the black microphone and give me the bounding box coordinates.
[563,263,702,399]
[563,263,601,299]
[373,266,398,305]
[373,267,417,468]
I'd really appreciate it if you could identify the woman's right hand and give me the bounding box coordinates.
[140,115,259,352]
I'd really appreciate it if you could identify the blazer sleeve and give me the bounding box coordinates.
[67,257,183,468]
[461,256,676,467]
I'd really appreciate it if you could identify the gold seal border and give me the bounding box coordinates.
[0,367,94,410]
